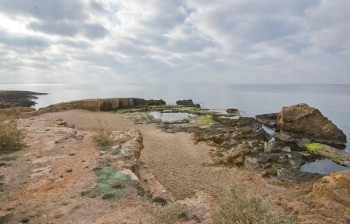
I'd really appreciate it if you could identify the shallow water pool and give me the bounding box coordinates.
[149,112,196,122]
[300,159,350,174]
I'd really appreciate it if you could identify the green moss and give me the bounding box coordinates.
[95,167,130,188]
[148,105,168,111]
[305,143,344,162]
[304,143,324,152]
[82,167,130,200]
[182,107,196,113]
[199,115,216,125]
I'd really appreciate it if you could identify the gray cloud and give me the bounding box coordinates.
[28,22,79,37]
[0,0,349,84]
[0,0,85,21]
[60,40,90,49]
[0,29,50,49]
[28,21,108,39]
[82,24,109,39]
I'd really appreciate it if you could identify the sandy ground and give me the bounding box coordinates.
[39,110,269,200]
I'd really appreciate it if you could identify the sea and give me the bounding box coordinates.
[1,83,349,174]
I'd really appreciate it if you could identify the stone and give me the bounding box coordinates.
[276,103,347,145]
[277,168,320,180]
[256,113,279,128]
[177,191,218,224]
[226,108,239,114]
[176,99,200,108]
[226,144,253,166]
[244,154,275,170]
[264,139,279,153]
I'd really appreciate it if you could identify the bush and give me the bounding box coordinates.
[92,131,114,147]
[212,184,295,224]
[0,116,24,153]
[155,203,187,224]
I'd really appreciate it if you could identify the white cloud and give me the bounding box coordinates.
[0,0,349,84]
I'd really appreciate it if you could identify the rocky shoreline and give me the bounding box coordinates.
[0,91,47,109]
[4,93,350,178]
[1,92,349,223]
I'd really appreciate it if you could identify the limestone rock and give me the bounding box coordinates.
[211,144,253,166]
[177,191,217,224]
[276,103,347,145]
[294,170,350,223]
[34,98,166,115]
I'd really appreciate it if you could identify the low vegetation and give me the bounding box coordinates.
[304,142,324,152]
[212,184,295,224]
[199,115,216,126]
[304,142,344,162]
[81,167,130,200]
[155,203,187,223]
[92,130,114,147]
[0,115,25,153]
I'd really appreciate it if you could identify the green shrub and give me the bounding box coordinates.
[212,184,295,224]
[155,203,187,223]
[0,116,24,153]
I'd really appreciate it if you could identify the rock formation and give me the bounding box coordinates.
[255,113,279,128]
[276,103,347,145]
[176,99,200,108]
[34,98,166,115]
[226,108,239,114]
[0,91,47,109]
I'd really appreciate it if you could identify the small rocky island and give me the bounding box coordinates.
[1,92,349,224]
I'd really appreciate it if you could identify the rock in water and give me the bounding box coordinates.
[176,99,200,108]
[276,103,347,145]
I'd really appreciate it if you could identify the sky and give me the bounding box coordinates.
[0,0,349,85]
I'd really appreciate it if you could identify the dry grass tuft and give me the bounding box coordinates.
[155,203,188,224]
[92,130,114,147]
[0,115,25,153]
[212,184,296,224]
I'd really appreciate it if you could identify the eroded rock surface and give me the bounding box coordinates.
[34,98,166,115]
[291,170,350,224]
[277,103,347,145]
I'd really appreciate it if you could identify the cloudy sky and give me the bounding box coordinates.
[0,0,349,85]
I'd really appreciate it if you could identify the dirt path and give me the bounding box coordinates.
[39,110,265,200]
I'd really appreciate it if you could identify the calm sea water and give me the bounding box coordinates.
[1,83,350,154]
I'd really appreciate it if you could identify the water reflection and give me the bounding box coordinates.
[300,159,350,174]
